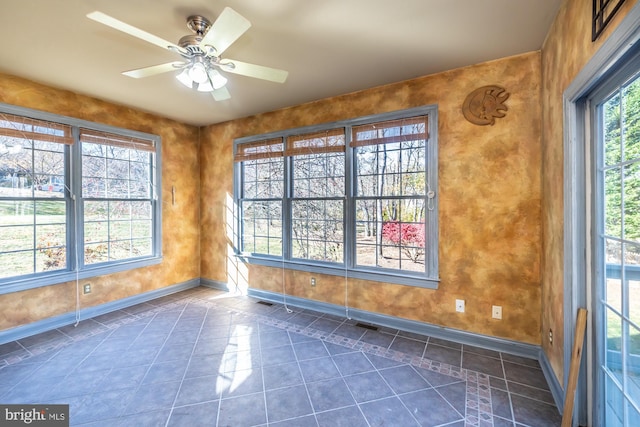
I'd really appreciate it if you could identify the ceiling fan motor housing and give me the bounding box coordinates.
[186,15,211,36]
[178,35,204,51]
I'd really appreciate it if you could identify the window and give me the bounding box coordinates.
[590,49,640,426]
[235,106,438,288]
[0,114,71,279]
[353,117,430,273]
[290,129,345,263]
[592,0,627,41]
[236,138,284,257]
[0,105,161,294]
[80,129,156,265]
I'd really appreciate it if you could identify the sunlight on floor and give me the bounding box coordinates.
[217,324,253,394]
[225,192,249,295]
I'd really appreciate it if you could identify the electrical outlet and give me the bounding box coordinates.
[310,277,316,287]
[492,305,502,319]
[549,329,553,345]
[83,283,91,294]
[455,299,465,313]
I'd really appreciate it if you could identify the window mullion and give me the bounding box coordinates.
[31,143,37,274]
[68,128,79,271]
[426,111,439,278]
[282,155,292,261]
[345,127,355,270]
[235,162,243,253]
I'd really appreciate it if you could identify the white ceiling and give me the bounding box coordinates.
[0,0,561,126]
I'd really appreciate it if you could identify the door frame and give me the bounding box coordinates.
[563,4,640,425]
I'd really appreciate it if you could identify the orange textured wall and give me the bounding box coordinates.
[201,52,543,344]
[0,74,201,330]
[541,0,637,382]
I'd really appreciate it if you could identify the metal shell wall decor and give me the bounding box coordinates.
[462,85,509,126]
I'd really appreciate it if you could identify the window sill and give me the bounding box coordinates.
[237,255,439,289]
[0,256,163,295]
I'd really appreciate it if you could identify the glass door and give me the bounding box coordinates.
[592,53,640,426]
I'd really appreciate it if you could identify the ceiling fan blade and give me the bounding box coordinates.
[199,7,251,55]
[220,60,288,83]
[87,11,180,51]
[211,86,231,101]
[122,62,185,78]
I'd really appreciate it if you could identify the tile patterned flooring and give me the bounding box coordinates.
[0,287,562,426]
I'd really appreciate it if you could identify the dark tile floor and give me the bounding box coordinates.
[0,287,562,426]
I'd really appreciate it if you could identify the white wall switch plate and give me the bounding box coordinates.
[455,299,465,313]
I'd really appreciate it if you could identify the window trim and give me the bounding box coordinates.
[0,103,162,295]
[234,105,439,289]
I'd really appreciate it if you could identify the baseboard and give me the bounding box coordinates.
[248,288,541,360]
[199,277,233,292]
[1,278,552,386]
[539,348,565,414]
[0,278,201,345]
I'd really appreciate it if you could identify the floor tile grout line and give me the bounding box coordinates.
[1,288,553,426]
[1,347,61,400]
[118,302,191,419]
[323,338,463,425]
[506,390,557,407]
[500,351,516,426]
[318,339,373,427]
[6,318,135,418]
[363,353,434,426]
[6,343,32,358]
[256,320,271,426]
[255,310,469,384]
[460,341,468,425]
[417,367,468,422]
[15,340,32,358]
[208,302,235,408]
[0,298,188,367]
[287,325,323,426]
[420,336,429,360]
[12,296,492,390]
[505,377,553,393]
[501,356,545,369]
[164,303,210,427]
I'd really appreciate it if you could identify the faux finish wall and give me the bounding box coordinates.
[540,0,637,383]
[201,52,543,344]
[0,74,201,330]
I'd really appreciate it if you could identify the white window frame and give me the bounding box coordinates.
[589,45,640,427]
[0,103,162,295]
[234,105,439,289]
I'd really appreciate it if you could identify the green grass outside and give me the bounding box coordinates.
[606,279,640,356]
[0,199,152,278]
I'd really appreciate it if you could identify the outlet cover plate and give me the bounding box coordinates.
[455,299,465,313]
[492,305,502,319]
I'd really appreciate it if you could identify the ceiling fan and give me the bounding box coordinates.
[86,7,288,101]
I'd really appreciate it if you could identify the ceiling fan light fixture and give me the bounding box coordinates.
[207,69,228,90]
[197,80,213,92]
[188,60,209,84]
[176,68,193,88]
[91,7,287,101]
